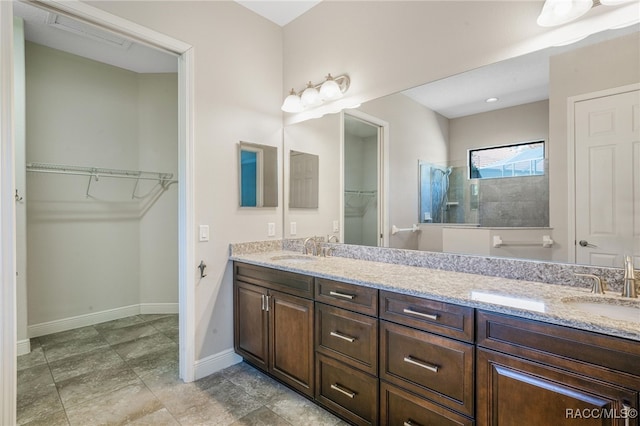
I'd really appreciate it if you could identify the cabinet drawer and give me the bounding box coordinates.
[379,321,474,416]
[380,381,474,426]
[316,303,378,375]
[316,354,378,426]
[315,278,378,316]
[379,291,473,342]
[477,311,640,378]
[234,262,314,298]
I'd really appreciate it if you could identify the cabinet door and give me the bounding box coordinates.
[477,348,639,426]
[269,290,314,397]
[234,281,268,371]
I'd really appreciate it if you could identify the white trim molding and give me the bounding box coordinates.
[27,303,180,338]
[16,340,30,357]
[0,1,17,424]
[194,349,242,381]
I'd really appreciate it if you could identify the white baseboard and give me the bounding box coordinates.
[194,348,242,380]
[28,303,178,338]
[17,339,30,356]
[140,303,179,315]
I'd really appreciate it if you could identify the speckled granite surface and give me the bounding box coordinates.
[230,241,639,342]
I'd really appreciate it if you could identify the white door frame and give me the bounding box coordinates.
[566,82,640,263]
[341,110,390,247]
[1,2,196,422]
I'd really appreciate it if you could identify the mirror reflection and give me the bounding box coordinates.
[289,150,319,209]
[282,26,639,266]
[238,141,278,208]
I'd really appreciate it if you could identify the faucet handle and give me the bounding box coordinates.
[575,273,606,295]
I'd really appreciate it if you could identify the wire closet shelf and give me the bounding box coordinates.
[26,162,177,199]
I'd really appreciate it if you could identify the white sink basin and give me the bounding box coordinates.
[269,254,317,264]
[562,297,640,323]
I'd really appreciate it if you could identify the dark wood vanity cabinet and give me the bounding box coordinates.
[379,291,476,423]
[233,263,315,397]
[476,311,640,426]
[314,279,379,426]
[234,262,640,426]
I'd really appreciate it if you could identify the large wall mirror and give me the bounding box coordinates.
[282,25,639,266]
[238,141,278,208]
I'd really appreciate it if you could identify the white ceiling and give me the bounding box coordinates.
[13,1,177,74]
[234,0,321,26]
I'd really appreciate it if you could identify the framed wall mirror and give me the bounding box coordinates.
[282,25,639,266]
[238,141,278,208]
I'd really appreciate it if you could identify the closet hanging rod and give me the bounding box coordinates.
[26,162,176,183]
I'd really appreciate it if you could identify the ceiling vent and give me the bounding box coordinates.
[46,13,132,50]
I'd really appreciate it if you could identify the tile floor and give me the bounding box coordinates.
[17,314,346,425]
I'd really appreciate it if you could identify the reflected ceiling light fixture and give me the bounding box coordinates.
[485,97,499,103]
[281,73,350,113]
[537,0,593,27]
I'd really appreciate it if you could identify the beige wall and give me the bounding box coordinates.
[25,43,178,327]
[283,1,549,120]
[89,0,284,361]
[549,32,640,262]
[284,113,341,240]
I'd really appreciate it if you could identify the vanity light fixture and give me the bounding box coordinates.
[537,0,637,27]
[281,73,350,113]
[537,0,593,27]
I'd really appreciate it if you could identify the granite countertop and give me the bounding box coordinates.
[230,250,640,342]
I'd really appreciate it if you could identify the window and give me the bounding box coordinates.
[469,141,545,179]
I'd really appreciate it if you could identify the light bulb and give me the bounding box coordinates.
[301,82,321,107]
[537,0,593,27]
[319,74,343,101]
[281,89,303,113]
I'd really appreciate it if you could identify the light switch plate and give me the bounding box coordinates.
[290,222,297,235]
[199,225,209,242]
[332,220,339,232]
[268,222,276,237]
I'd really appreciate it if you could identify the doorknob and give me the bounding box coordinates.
[578,240,597,248]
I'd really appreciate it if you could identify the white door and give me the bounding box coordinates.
[574,88,640,267]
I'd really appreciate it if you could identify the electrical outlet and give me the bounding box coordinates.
[290,222,297,235]
[332,220,339,232]
[268,222,276,237]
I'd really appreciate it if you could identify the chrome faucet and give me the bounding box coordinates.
[621,255,637,298]
[327,235,339,243]
[575,273,606,295]
[302,236,317,256]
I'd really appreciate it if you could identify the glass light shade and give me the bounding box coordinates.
[599,0,635,4]
[281,89,304,113]
[301,82,321,107]
[537,0,593,27]
[319,75,343,101]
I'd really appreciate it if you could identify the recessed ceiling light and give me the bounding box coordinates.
[485,97,499,103]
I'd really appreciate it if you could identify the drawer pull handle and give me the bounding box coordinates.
[403,356,439,373]
[330,331,356,343]
[329,291,355,300]
[404,421,422,426]
[330,383,356,399]
[403,308,438,321]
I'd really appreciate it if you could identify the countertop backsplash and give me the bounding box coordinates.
[231,239,625,292]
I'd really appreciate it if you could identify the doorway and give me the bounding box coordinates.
[342,112,386,247]
[2,3,195,423]
[571,84,640,267]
